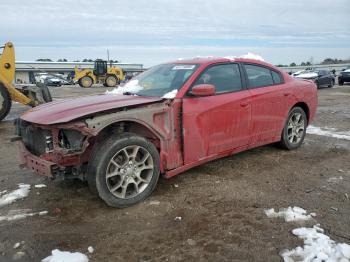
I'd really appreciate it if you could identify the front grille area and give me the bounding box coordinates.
[16,119,52,156]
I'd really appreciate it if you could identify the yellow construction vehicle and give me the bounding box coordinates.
[0,42,52,121]
[74,60,125,88]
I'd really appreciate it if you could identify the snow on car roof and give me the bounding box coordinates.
[172,53,267,66]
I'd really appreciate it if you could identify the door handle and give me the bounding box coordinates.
[240,102,249,108]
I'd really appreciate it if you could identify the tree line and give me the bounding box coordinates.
[35,58,120,63]
[276,57,350,67]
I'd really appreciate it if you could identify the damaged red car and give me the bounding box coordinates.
[15,57,317,207]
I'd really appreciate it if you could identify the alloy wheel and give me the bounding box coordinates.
[105,145,154,199]
[287,112,305,144]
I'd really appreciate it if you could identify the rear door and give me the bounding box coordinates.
[243,63,289,145]
[182,63,251,164]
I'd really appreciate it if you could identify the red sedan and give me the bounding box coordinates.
[16,57,318,207]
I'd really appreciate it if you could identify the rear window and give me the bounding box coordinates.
[244,64,283,88]
[271,70,283,84]
[244,64,273,88]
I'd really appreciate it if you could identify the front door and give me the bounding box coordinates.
[182,63,252,164]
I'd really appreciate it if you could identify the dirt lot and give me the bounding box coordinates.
[0,84,349,262]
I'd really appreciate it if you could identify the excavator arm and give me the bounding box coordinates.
[0,42,52,121]
[0,42,33,106]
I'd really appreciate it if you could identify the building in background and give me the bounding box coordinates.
[15,61,144,84]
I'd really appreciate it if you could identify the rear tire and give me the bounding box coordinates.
[80,76,93,88]
[0,83,12,121]
[87,133,160,208]
[338,79,344,86]
[105,75,118,87]
[279,107,307,150]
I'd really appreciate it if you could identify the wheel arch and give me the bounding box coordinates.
[291,102,310,124]
[94,120,162,150]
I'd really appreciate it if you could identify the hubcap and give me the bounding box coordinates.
[105,145,154,199]
[287,112,305,144]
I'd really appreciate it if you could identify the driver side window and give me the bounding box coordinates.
[193,63,243,94]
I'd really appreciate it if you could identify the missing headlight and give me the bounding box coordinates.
[58,129,86,151]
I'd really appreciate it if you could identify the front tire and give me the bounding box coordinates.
[279,107,307,150]
[80,76,93,88]
[0,83,12,121]
[87,133,160,208]
[328,80,334,88]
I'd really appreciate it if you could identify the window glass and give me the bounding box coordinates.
[245,64,274,88]
[271,70,283,84]
[131,63,199,97]
[193,64,242,93]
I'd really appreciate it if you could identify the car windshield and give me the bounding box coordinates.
[121,63,199,97]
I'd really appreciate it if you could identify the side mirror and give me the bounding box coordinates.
[190,84,216,97]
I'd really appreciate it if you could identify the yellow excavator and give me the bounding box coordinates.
[74,59,125,88]
[0,42,52,121]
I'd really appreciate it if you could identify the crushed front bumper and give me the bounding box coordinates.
[19,142,56,177]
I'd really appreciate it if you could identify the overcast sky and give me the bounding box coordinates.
[1,0,349,66]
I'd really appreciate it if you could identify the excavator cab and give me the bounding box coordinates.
[93,60,107,76]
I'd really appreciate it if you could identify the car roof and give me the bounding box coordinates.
[171,57,277,69]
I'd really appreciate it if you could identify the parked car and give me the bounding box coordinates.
[291,68,314,77]
[295,69,335,88]
[36,73,62,87]
[338,67,350,85]
[45,76,62,87]
[15,57,317,207]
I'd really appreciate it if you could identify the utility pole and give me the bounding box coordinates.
[107,49,112,67]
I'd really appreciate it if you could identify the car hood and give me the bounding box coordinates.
[295,72,318,79]
[20,94,163,125]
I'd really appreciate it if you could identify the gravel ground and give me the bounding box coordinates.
[0,84,349,262]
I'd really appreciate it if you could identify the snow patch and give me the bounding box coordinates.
[344,69,350,73]
[295,72,318,78]
[307,125,350,141]
[105,79,143,95]
[0,209,48,222]
[149,200,160,205]
[162,89,178,99]
[224,52,265,62]
[281,224,350,261]
[238,52,265,61]
[13,242,21,249]
[0,184,31,208]
[327,176,343,183]
[35,184,47,188]
[264,206,314,222]
[87,246,94,254]
[42,249,89,262]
